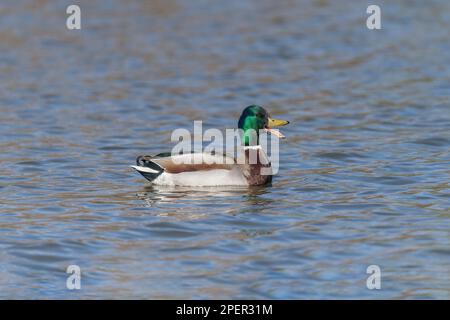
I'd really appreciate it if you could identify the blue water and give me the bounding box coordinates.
[0,0,449,299]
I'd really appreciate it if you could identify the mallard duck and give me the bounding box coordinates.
[131,105,289,186]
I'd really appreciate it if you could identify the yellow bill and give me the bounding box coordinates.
[265,117,290,138]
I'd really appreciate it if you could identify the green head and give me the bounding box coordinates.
[238,105,289,146]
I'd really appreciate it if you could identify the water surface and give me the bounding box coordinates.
[0,0,449,299]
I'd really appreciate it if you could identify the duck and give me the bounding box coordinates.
[131,105,289,186]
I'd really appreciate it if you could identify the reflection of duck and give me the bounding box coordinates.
[132,105,289,186]
[138,184,271,210]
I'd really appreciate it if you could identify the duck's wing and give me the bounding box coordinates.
[135,152,235,171]
[150,153,236,173]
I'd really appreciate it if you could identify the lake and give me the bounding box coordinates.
[0,0,449,299]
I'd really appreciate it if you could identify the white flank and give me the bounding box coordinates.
[153,167,248,186]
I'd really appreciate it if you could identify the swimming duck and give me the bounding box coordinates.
[131,105,289,186]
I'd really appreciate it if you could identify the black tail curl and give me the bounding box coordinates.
[136,155,153,166]
[134,155,164,182]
